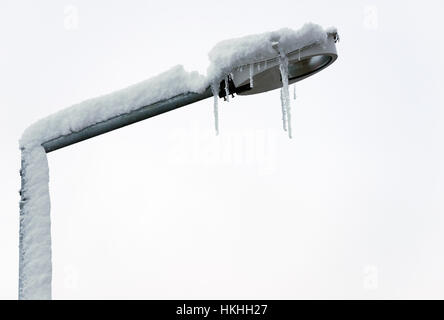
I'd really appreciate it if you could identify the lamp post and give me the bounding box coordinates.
[19,31,338,299]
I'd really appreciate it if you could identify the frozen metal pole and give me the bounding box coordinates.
[19,155,26,299]
[42,88,213,153]
[19,146,52,300]
[18,88,213,299]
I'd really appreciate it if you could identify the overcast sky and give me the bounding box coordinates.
[1,0,444,299]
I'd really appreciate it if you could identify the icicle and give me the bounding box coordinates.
[278,49,292,138]
[224,75,230,102]
[264,60,267,69]
[257,62,261,71]
[298,48,301,61]
[280,88,287,131]
[240,65,243,72]
[293,84,297,100]
[211,84,219,135]
[249,63,254,88]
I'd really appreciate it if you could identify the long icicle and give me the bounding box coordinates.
[211,83,219,135]
[278,50,292,138]
[249,63,254,88]
[224,75,230,102]
[280,88,287,131]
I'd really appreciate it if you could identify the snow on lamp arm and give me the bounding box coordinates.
[18,23,339,299]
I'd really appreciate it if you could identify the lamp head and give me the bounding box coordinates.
[220,31,338,97]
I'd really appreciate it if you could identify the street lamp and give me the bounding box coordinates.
[18,26,339,299]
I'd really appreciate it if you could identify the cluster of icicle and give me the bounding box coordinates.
[210,45,297,139]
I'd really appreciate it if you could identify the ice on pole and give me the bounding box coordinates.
[249,63,254,88]
[280,88,287,132]
[224,75,230,102]
[273,41,292,138]
[211,84,219,135]
[279,53,292,138]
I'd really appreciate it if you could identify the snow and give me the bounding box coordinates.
[18,22,336,299]
[19,146,52,300]
[18,65,208,300]
[206,23,334,84]
[20,65,207,150]
[20,22,335,150]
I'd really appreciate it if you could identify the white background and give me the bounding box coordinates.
[1,0,444,299]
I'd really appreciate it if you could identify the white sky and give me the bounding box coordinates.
[1,0,444,299]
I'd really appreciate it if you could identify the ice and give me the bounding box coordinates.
[211,84,219,135]
[280,88,287,131]
[224,75,230,102]
[249,63,254,88]
[293,84,297,100]
[278,49,292,138]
